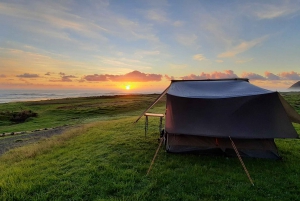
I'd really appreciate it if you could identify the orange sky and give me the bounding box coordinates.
[1,1,300,92]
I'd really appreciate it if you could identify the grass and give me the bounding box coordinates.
[0,93,300,200]
[0,94,165,133]
[1,117,300,200]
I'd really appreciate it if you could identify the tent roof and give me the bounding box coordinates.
[168,79,273,98]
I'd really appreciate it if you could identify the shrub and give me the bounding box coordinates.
[10,110,38,123]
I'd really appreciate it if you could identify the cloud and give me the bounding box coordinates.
[0,48,108,77]
[49,74,77,82]
[278,71,300,80]
[181,73,210,80]
[181,70,237,80]
[61,75,76,82]
[109,71,162,82]
[145,9,168,22]
[193,54,206,61]
[83,70,162,82]
[45,72,51,76]
[248,2,300,19]
[83,74,108,82]
[216,60,224,63]
[210,70,238,79]
[0,2,108,42]
[241,72,266,80]
[265,72,280,80]
[0,74,6,78]
[164,74,175,81]
[0,1,161,49]
[218,36,268,58]
[16,73,39,78]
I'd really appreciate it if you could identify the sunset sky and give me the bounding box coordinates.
[1,0,300,92]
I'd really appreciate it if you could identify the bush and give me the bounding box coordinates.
[10,110,38,123]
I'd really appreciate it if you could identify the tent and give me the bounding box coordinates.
[136,78,300,159]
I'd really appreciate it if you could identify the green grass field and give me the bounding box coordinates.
[0,93,300,200]
[0,94,165,133]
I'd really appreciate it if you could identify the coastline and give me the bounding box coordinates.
[0,89,163,104]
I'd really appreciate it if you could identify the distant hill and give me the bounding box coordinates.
[289,81,300,89]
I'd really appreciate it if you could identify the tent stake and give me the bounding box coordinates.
[229,136,254,186]
[146,138,163,176]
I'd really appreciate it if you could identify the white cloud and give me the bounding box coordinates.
[248,2,300,19]
[0,1,160,45]
[181,70,237,80]
[146,9,168,22]
[218,36,268,58]
[193,54,206,61]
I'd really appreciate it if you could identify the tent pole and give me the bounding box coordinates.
[145,116,148,137]
[134,84,170,123]
[229,136,254,186]
[146,137,163,176]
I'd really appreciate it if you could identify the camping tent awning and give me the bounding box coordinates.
[168,80,273,98]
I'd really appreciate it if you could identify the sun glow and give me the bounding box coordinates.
[125,85,131,90]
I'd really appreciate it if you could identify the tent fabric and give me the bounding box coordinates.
[165,92,298,139]
[168,80,273,98]
[165,134,280,159]
[136,79,300,158]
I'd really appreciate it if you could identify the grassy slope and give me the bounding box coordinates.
[0,93,300,200]
[0,94,165,133]
[0,116,300,201]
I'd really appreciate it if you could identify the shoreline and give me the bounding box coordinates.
[0,89,162,104]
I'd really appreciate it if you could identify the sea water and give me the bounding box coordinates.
[0,89,124,103]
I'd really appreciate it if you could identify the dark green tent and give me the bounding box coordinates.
[136,79,300,159]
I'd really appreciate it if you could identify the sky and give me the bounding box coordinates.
[0,0,300,92]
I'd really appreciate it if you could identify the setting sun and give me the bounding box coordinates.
[125,85,130,90]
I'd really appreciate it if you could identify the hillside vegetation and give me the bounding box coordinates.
[0,93,299,200]
[0,94,165,133]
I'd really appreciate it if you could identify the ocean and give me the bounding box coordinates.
[0,89,127,103]
[1,88,296,104]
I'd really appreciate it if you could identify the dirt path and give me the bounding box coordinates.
[0,126,72,156]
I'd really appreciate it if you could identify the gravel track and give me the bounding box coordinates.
[0,126,71,156]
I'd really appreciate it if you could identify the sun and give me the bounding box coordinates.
[125,85,131,90]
